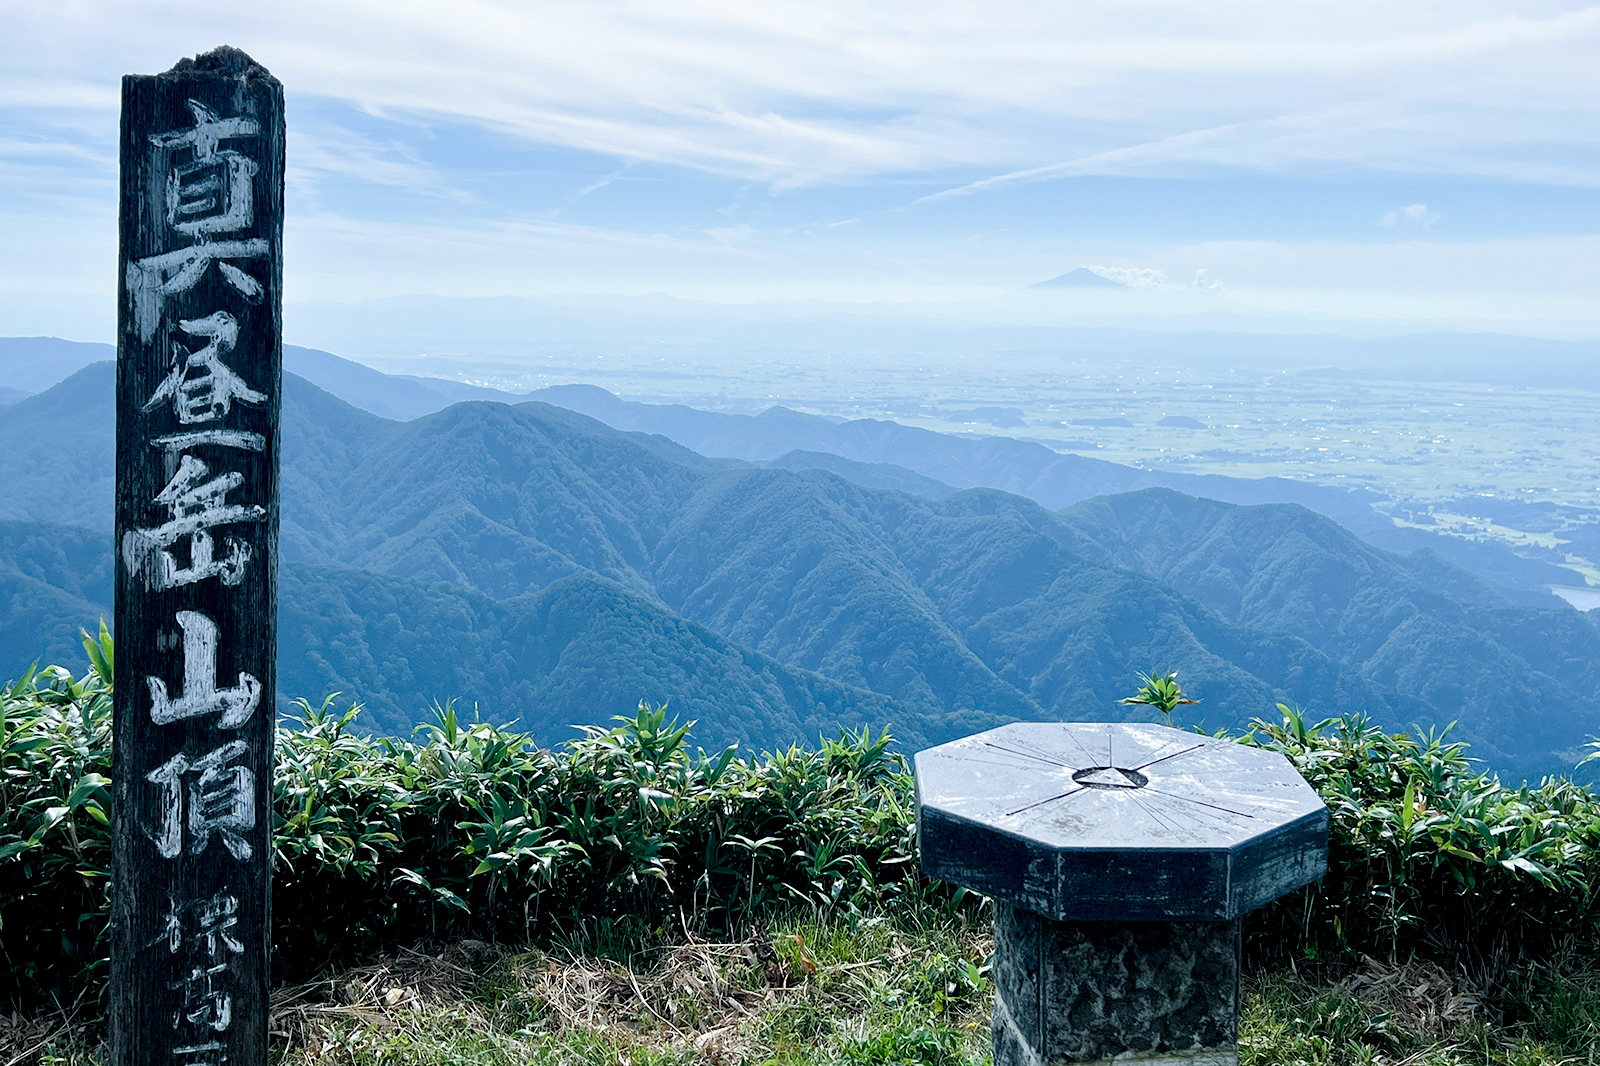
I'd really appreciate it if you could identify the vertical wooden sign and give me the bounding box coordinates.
[111,47,282,1066]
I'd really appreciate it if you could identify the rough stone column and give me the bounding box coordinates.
[992,905,1240,1066]
[914,722,1328,1066]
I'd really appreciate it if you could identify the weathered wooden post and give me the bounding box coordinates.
[916,722,1328,1066]
[111,47,282,1066]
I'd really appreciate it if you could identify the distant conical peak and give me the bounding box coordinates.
[1031,268,1124,290]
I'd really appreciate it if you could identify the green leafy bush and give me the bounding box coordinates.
[7,646,1600,1013]
[0,649,114,1003]
[1247,705,1600,973]
[1,643,949,1009]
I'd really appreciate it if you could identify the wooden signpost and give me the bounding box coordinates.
[111,47,282,1066]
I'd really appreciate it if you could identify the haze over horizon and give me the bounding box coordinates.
[3,2,1600,347]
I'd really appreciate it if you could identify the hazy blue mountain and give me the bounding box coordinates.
[0,521,113,675]
[6,365,1600,773]
[519,384,1321,508]
[0,522,917,753]
[277,564,919,750]
[0,521,113,608]
[273,399,1039,732]
[941,407,1027,428]
[260,397,1392,743]
[0,567,106,678]
[524,383,1568,599]
[1058,490,1600,766]
[647,468,1411,744]
[2,338,1565,600]
[652,469,1048,726]
[283,345,518,420]
[1287,517,1572,607]
[0,364,117,530]
[0,337,110,394]
[0,337,519,424]
[1030,269,1124,289]
[761,451,956,498]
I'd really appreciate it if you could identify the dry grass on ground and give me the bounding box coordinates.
[7,933,1600,1066]
[265,918,992,1066]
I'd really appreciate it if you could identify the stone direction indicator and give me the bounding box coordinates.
[111,47,282,1066]
[916,722,1328,1066]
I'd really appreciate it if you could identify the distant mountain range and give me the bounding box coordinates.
[0,335,1579,602]
[3,358,1598,775]
[509,386,1569,602]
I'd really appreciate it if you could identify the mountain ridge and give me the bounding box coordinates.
[5,366,1599,773]
[0,341,1575,603]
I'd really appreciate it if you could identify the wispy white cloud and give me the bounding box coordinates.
[290,123,473,203]
[561,168,630,208]
[0,138,112,166]
[1086,265,1167,288]
[3,1,1600,331]
[3,1,1600,186]
[1380,204,1441,227]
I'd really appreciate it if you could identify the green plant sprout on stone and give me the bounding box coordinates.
[1119,669,1199,724]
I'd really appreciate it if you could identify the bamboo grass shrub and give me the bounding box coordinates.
[0,639,114,1006]
[6,641,1600,1012]
[268,694,935,982]
[1,637,946,1009]
[1246,705,1600,974]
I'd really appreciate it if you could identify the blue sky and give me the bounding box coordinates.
[2,1,1599,343]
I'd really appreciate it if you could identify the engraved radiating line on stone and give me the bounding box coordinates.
[1009,737,1091,769]
[1142,786,1259,820]
[1158,768,1280,784]
[1137,797,1236,834]
[946,756,1070,772]
[1130,792,1185,833]
[1123,735,1177,765]
[1132,743,1205,773]
[1005,786,1088,817]
[981,740,1074,770]
[1124,734,1194,768]
[1060,727,1101,768]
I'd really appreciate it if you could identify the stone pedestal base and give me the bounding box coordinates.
[992,903,1240,1066]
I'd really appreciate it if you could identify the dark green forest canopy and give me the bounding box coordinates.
[4,363,1599,771]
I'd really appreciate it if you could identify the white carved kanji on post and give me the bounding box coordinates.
[125,100,269,344]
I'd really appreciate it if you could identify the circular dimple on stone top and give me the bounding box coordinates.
[1071,765,1149,790]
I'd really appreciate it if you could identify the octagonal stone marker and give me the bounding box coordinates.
[915,722,1328,1066]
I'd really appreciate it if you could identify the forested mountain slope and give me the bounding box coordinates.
[0,521,914,750]
[3,365,1598,773]
[0,365,116,530]
[0,522,114,673]
[1058,490,1600,766]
